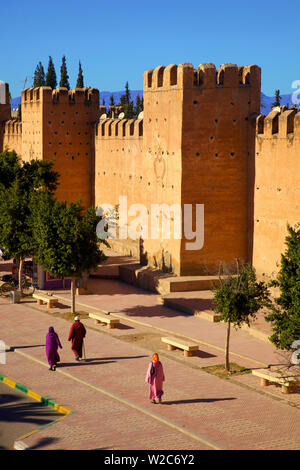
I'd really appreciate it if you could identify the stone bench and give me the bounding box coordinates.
[161,336,199,357]
[32,293,58,309]
[252,368,300,394]
[89,312,120,329]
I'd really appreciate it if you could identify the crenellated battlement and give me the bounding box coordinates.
[22,86,99,105]
[256,107,300,137]
[4,119,22,135]
[143,62,261,90]
[3,59,298,281]
[95,117,143,139]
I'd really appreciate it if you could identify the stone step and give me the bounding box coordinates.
[119,263,175,293]
[157,275,222,294]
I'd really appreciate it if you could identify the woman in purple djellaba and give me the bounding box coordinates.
[46,326,62,371]
[145,353,165,404]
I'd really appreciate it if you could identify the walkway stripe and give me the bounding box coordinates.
[61,296,268,368]
[21,293,269,367]
[11,346,224,450]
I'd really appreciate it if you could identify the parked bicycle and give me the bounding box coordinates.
[0,279,11,296]
[0,274,36,296]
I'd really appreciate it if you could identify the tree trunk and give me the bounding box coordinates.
[71,277,76,314]
[18,258,24,295]
[225,321,231,372]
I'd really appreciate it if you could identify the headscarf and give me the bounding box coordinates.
[152,353,159,363]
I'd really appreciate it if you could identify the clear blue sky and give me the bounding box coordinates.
[1,0,299,98]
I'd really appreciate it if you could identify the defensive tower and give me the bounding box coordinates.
[142,62,261,274]
[21,86,100,208]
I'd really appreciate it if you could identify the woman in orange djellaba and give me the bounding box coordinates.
[145,353,165,404]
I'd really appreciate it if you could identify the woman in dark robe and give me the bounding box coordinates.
[68,316,86,361]
[46,326,62,371]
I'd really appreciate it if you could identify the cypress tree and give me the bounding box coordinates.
[45,56,57,89]
[125,81,130,104]
[59,55,70,90]
[109,94,115,107]
[76,60,84,88]
[135,94,143,117]
[33,62,46,88]
[272,89,281,108]
[119,82,134,118]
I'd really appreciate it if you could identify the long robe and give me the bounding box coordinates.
[46,327,62,368]
[68,321,86,358]
[145,361,165,400]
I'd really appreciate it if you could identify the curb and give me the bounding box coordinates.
[0,373,72,415]
[0,372,72,450]
[4,346,224,451]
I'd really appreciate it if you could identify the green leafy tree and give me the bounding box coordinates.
[76,60,84,88]
[0,149,21,189]
[0,181,34,289]
[272,89,281,108]
[31,193,107,313]
[265,224,300,350]
[0,152,59,293]
[213,263,271,371]
[59,55,70,90]
[45,56,57,89]
[33,61,46,87]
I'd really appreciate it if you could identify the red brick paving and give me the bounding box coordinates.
[1,290,300,450]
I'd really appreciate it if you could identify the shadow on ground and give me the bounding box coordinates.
[162,397,237,405]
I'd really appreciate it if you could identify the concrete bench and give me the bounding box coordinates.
[32,293,58,309]
[252,368,300,394]
[89,312,120,329]
[161,336,199,357]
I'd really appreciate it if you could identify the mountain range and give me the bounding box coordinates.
[10,91,295,115]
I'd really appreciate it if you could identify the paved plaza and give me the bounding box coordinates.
[0,257,300,450]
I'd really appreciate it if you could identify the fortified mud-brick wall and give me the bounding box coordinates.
[22,86,100,208]
[0,83,11,152]
[95,64,187,274]
[179,62,261,275]
[95,62,261,275]
[3,119,22,156]
[21,88,44,161]
[94,117,144,259]
[253,108,300,280]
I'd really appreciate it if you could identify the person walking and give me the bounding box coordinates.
[46,326,62,371]
[145,353,165,404]
[68,316,86,361]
